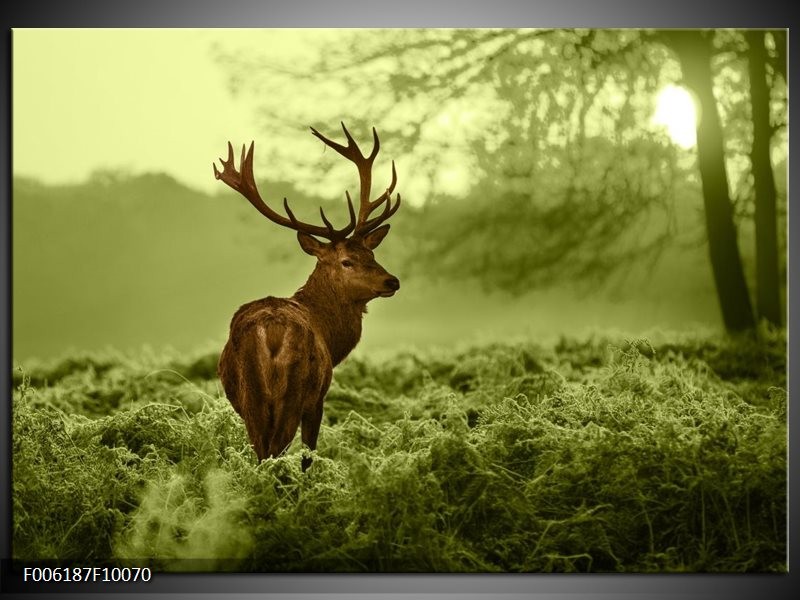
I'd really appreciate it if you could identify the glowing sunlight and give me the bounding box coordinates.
[652,85,698,149]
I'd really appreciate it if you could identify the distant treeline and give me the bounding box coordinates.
[14,172,724,361]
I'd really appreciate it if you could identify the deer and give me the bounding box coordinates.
[213,123,401,471]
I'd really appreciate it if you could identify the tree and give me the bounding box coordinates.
[658,29,786,331]
[745,30,783,327]
[659,30,755,332]
[216,28,787,333]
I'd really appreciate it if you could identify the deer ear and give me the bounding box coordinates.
[362,224,390,250]
[297,232,327,257]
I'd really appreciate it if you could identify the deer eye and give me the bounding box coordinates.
[341,259,354,268]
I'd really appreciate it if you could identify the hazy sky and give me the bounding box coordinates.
[13,29,320,193]
[13,28,700,201]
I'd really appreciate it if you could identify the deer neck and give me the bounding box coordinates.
[293,269,366,366]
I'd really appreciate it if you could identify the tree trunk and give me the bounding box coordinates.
[664,31,756,333]
[746,30,782,327]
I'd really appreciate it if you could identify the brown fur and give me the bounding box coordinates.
[214,124,400,471]
[218,235,398,470]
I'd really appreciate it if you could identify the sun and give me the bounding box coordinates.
[652,85,698,149]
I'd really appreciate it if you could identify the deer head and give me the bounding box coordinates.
[213,122,401,303]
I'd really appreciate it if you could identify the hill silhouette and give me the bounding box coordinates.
[13,171,723,362]
[13,172,320,360]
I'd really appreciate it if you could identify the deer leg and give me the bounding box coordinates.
[218,342,242,415]
[300,398,325,472]
[265,418,301,459]
[263,380,305,459]
[239,399,272,461]
[234,323,301,462]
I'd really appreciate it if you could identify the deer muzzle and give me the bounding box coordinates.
[379,276,400,297]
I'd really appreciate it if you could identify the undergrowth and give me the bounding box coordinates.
[11,329,787,572]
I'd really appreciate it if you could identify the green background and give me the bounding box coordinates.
[13,28,759,363]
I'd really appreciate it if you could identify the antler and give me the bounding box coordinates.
[310,122,401,237]
[213,141,356,240]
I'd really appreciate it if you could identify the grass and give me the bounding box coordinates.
[11,328,787,572]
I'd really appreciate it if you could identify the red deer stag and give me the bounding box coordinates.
[213,123,401,471]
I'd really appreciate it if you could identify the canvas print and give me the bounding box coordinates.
[11,28,787,572]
